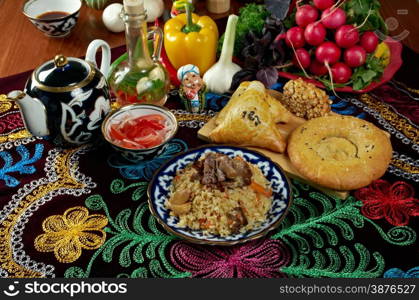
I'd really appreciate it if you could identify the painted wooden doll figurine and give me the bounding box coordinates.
[171,0,194,17]
[177,64,207,113]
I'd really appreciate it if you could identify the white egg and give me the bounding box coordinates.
[102,3,125,33]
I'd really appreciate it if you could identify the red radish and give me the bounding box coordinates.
[313,0,335,11]
[321,7,346,29]
[360,31,379,53]
[304,22,326,46]
[344,46,367,67]
[295,5,319,28]
[335,25,359,48]
[315,41,341,64]
[309,59,328,76]
[292,48,311,69]
[285,27,305,48]
[331,62,352,83]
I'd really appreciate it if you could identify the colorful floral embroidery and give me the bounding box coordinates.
[171,110,215,128]
[0,129,31,143]
[355,180,419,226]
[64,194,188,278]
[107,138,188,180]
[392,80,419,97]
[374,82,419,124]
[331,99,366,119]
[384,267,419,278]
[170,239,290,278]
[273,186,415,249]
[281,243,385,278]
[0,144,44,187]
[0,83,418,279]
[390,151,419,181]
[360,94,418,145]
[0,112,25,135]
[0,94,18,114]
[0,136,40,152]
[270,182,416,277]
[109,179,147,201]
[35,206,107,263]
[0,146,96,277]
[0,95,30,143]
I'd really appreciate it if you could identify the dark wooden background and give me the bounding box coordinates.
[0,0,418,77]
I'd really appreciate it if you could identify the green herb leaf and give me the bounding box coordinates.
[352,78,366,91]
[350,55,385,90]
[342,0,387,33]
[360,70,377,83]
[151,79,164,91]
[283,10,296,29]
[217,4,269,58]
[317,77,351,90]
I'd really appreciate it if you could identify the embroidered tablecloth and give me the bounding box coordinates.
[0,46,418,279]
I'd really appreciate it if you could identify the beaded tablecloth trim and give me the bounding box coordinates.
[340,95,419,182]
[0,95,30,143]
[0,94,17,114]
[360,94,418,146]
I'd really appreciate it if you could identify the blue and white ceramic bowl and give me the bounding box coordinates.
[102,104,178,163]
[148,145,293,245]
[23,0,81,38]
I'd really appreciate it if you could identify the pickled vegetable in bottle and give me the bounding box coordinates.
[108,0,169,106]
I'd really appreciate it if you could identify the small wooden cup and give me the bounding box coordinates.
[206,0,230,14]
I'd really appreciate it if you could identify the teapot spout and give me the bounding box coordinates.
[7,91,49,137]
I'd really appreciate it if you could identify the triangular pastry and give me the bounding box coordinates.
[265,92,293,123]
[210,81,287,153]
[216,81,293,125]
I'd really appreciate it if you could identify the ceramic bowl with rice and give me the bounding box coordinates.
[148,145,293,245]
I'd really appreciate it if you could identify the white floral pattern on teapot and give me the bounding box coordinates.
[8,40,112,147]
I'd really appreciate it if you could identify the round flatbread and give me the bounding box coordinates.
[288,115,392,190]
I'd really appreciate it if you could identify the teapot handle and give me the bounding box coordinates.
[148,26,163,62]
[85,39,111,77]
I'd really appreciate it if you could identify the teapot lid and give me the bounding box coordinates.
[33,55,96,92]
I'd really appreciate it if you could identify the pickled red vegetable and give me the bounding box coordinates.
[108,114,171,149]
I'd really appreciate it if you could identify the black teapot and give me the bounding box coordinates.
[8,40,112,146]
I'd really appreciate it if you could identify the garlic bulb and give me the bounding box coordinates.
[203,15,241,94]
[144,0,164,22]
[102,3,125,33]
[85,0,110,10]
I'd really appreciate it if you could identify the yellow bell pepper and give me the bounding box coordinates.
[164,7,219,74]
[374,42,390,67]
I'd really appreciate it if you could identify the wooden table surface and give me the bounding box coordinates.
[1,0,418,78]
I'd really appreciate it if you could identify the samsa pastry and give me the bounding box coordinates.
[216,81,293,125]
[210,81,287,153]
[265,92,293,123]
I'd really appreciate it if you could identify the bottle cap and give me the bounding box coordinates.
[123,0,144,15]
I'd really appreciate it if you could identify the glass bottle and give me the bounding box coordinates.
[108,1,169,106]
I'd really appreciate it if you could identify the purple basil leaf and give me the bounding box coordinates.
[256,67,278,88]
[265,0,292,20]
[245,31,259,45]
[242,42,265,70]
[259,31,273,47]
[230,69,257,91]
[263,15,285,37]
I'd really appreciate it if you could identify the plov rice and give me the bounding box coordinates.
[165,152,273,236]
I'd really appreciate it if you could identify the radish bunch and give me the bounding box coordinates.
[283,0,380,87]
